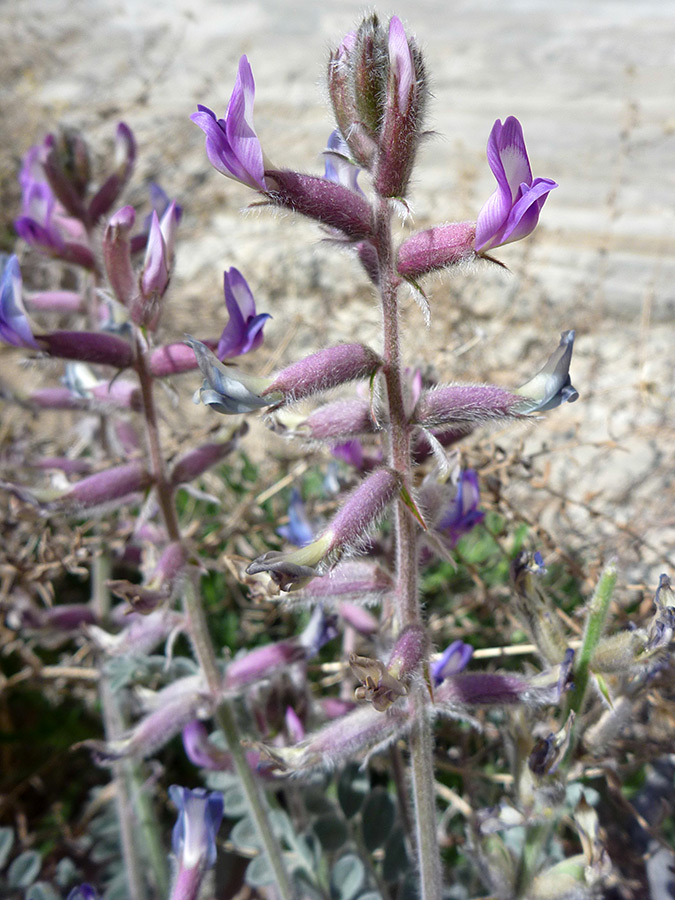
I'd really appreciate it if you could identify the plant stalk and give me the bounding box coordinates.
[134,333,294,900]
[375,196,442,900]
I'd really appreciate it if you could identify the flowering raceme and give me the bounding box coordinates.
[475,116,557,253]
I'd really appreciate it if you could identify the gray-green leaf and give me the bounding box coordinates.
[0,826,15,869]
[8,850,42,888]
[330,853,365,900]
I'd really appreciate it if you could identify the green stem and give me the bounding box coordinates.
[516,563,618,897]
[374,195,442,900]
[565,562,618,720]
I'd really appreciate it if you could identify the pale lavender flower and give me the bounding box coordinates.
[169,786,224,900]
[437,470,484,546]
[323,130,363,195]
[187,336,279,415]
[191,56,267,191]
[431,640,474,686]
[217,267,270,358]
[0,255,39,348]
[475,116,557,253]
[516,330,579,412]
[277,488,314,546]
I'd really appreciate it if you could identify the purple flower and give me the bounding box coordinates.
[437,469,484,546]
[0,255,39,348]
[431,640,473,686]
[191,56,267,190]
[67,886,99,900]
[277,488,314,547]
[216,267,271,359]
[170,785,224,872]
[323,130,363,195]
[15,142,94,267]
[475,117,557,253]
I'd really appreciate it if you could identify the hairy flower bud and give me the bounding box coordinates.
[103,205,136,308]
[264,343,382,403]
[397,223,477,280]
[260,704,411,776]
[266,170,374,239]
[414,383,525,429]
[374,16,427,198]
[38,330,133,368]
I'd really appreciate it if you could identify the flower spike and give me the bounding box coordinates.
[475,116,557,253]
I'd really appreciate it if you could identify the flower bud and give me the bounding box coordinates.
[38,330,133,368]
[414,383,525,429]
[170,432,242,486]
[397,223,477,280]
[325,467,400,554]
[88,123,137,223]
[42,129,90,222]
[434,650,574,711]
[103,205,137,308]
[94,677,212,760]
[260,704,411,776]
[327,32,377,168]
[374,17,427,198]
[264,343,382,403]
[294,399,376,442]
[266,170,374,239]
[53,461,151,513]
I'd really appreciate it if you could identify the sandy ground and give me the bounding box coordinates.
[2,0,674,589]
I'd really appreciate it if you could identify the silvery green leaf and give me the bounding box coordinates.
[0,826,14,869]
[337,762,369,818]
[55,856,79,886]
[222,784,248,819]
[231,816,262,853]
[330,854,365,900]
[8,850,41,888]
[361,787,395,852]
[245,853,274,888]
[26,882,60,900]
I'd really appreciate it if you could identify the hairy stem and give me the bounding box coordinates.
[374,196,442,900]
[134,334,293,900]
